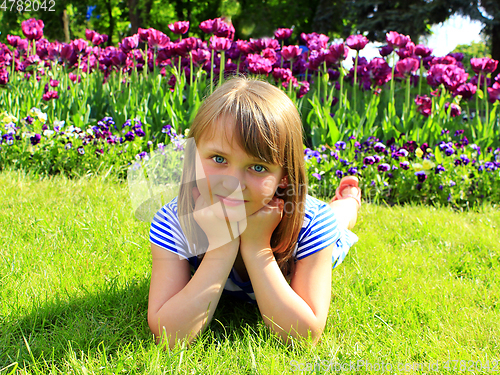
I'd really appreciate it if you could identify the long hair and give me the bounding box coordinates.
[178,77,307,275]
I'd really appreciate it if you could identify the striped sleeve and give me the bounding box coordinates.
[149,198,190,259]
[295,198,340,260]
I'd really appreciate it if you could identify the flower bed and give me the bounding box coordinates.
[1,18,500,207]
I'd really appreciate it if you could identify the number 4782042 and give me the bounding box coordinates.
[0,0,56,12]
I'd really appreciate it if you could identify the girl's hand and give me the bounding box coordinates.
[192,187,240,251]
[239,196,284,248]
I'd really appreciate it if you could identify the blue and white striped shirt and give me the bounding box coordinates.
[149,195,358,302]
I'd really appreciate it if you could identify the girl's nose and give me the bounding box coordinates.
[222,173,245,191]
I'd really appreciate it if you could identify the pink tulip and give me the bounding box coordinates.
[488,82,500,103]
[0,68,9,85]
[346,34,369,51]
[168,21,190,35]
[246,54,273,75]
[471,57,498,74]
[21,18,44,41]
[328,43,348,63]
[274,28,293,40]
[138,28,152,43]
[386,31,410,48]
[71,38,89,55]
[147,30,170,49]
[49,79,59,87]
[298,81,310,98]
[272,67,292,82]
[119,34,139,53]
[210,36,232,52]
[281,45,302,61]
[7,35,21,47]
[396,41,415,59]
[191,48,211,66]
[250,37,280,52]
[395,57,420,77]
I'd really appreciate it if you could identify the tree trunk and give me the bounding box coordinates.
[129,0,140,35]
[491,22,500,79]
[107,0,115,46]
[63,8,70,43]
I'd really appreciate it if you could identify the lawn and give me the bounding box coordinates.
[0,169,499,374]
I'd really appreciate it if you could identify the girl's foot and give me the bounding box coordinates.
[330,176,361,210]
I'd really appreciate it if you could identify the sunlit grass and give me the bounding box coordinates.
[1,170,499,374]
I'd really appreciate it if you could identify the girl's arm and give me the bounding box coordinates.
[239,197,334,343]
[148,240,239,349]
[240,242,333,343]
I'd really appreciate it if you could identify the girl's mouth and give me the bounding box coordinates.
[215,194,247,207]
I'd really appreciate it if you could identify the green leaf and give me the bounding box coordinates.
[477,89,484,100]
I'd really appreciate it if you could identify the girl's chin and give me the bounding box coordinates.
[211,203,247,222]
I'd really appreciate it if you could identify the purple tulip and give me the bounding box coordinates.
[274,28,293,40]
[306,34,329,51]
[445,102,461,117]
[448,52,464,61]
[396,41,416,59]
[328,43,349,63]
[111,50,127,67]
[395,57,420,77]
[386,31,409,48]
[427,64,468,92]
[379,45,393,57]
[7,35,22,47]
[454,83,477,100]
[415,44,433,57]
[200,18,234,39]
[414,95,432,117]
[71,38,89,55]
[366,58,392,86]
[42,91,58,101]
[346,34,369,51]
[298,81,310,98]
[21,18,44,41]
[471,57,498,75]
[168,21,190,35]
[430,55,456,66]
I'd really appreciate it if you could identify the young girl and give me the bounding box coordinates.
[148,77,360,349]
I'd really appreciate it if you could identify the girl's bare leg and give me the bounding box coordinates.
[328,186,359,230]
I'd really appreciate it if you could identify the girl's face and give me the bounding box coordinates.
[195,117,285,222]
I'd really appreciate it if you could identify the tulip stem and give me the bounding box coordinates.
[476,72,482,132]
[210,49,214,94]
[219,50,225,86]
[353,51,359,114]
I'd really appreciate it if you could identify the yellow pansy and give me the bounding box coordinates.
[415,148,423,158]
[412,163,423,172]
[422,159,435,170]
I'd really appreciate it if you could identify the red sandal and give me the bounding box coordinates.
[330,176,362,209]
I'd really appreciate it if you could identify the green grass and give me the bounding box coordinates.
[0,169,499,374]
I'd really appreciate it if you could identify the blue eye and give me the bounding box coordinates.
[252,165,266,173]
[213,155,226,164]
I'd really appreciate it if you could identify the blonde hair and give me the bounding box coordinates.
[178,76,307,275]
